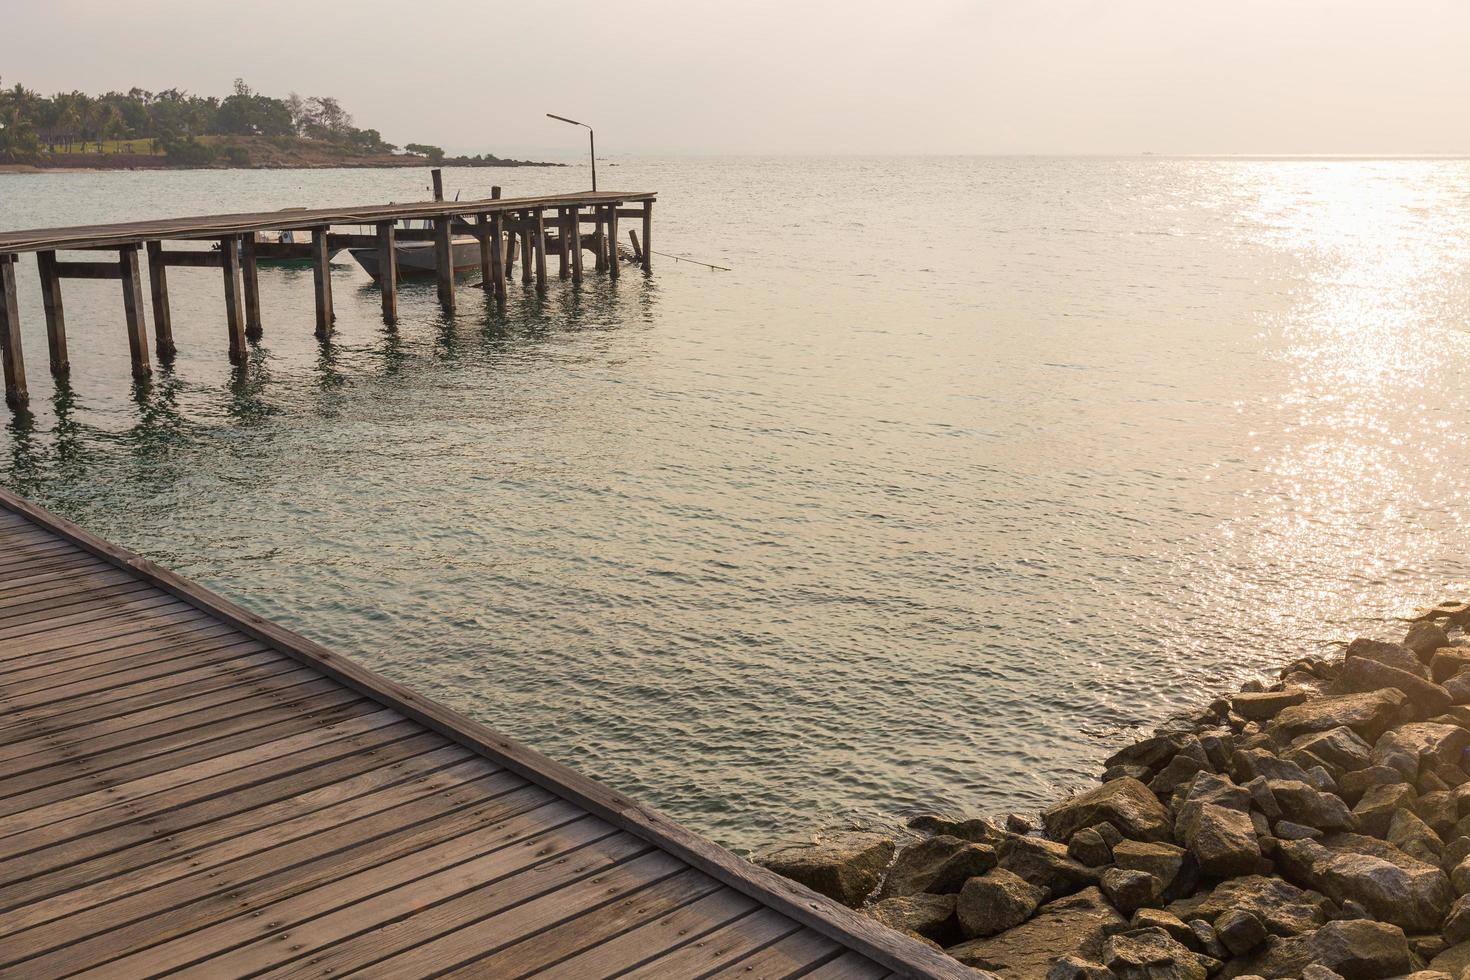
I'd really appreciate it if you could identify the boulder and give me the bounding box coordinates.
[1268,779,1357,832]
[1453,854,1470,894]
[865,892,957,944]
[1272,688,1410,743]
[1405,621,1451,660]
[1149,741,1216,798]
[1176,801,1261,877]
[956,868,1047,938]
[1275,837,1453,931]
[1066,827,1113,868]
[1105,732,1194,773]
[1232,689,1308,721]
[1101,926,1209,980]
[1346,637,1429,678]
[1387,808,1444,864]
[1100,868,1158,916]
[997,834,1103,900]
[1275,820,1324,840]
[755,831,893,907]
[1443,835,1470,874]
[1112,840,1188,895]
[1418,790,1459,837]
[1376,723,1470,777]
[1165,874,1328,937]
[1430,941,1470,976]
[1446,671,1470,705]
[879,834,997,898]
[1043,777,1173,845]
[1187,918,1229,959]
[946,886,1125,978]
[1283,727,1373,779]
[1445,893,1470,945]
[1175,770,1252,814]
[1221,920,1411,980]
[906,813,1003,844]
[1431,647,1470,684]
[1339,765,1405,806]
[1335,656,1452,719]
[1130,908,1194,945]
[1352,782,1418,837]
[1214,907,1267,955]
[1045,957,1116,980]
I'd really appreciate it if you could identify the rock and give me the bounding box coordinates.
[955,868,1048,939]
[1043,778,1174,845]
[1431,646,1470,684]
[1199,732,1235,773]
[865,892,957,943]
[1300,967,1345,980]
[1377,723,1470,777]
[879,834,997,898]
[1443,835,1470,874]
[1176,802,1261,877]
[1388,808,1444,864]
[1275,837,1453,931]
[1130,908,1194,945]
[1245,775,1283,819]
[1421,767,1452,794]
[1406,621,1452,660]
[755,831,894,907]
[1268,779,1357,832]
[1104,764,1153,783]
[946,886,1125,978]
[1418,790,1459,837]
[1187,918,1229,959]
[1100,868,1158,916]
[1105,733,1194,773]
[1092,821,1124,849]
[1412,933,1449,961]
[1335,656,1452,720]
[1068,827,1114,867]
[1275,819,1324,840]
[1352,782,1418,837]
[1283,727,1373,779]
[1112,840,1189,895]
[1176,770,1253,814]
[1444,893,1470,944]
[1222,920,1412,980]
[1150,741,1216,798]
[1045,957,1117,980]
[1102,926,1209,980]
[998,834,1103,900]
[1165,874,1328,937]
[1430,940,1470,976]
[1340,765,1406,806]
[1454,854,1470,894]
[906,813,1003,844]
[1007,813,1038,834]
[1445,671,1470,705]
[1229,747,1322,788]
[1214,907,1268,955]
[1272,688,1411,743]
[1232,689,1308,720]
[1347,637,1429,678]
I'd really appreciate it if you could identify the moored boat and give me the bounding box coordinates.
[349,237,481,281]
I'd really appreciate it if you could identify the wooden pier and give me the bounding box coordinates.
[0,489,968,979]
[0,185,657,408]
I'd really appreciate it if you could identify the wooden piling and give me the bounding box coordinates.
[0,255,26,406]
[375,221,398,323]
[36,251,68,374]
[520,217,533,286]
[607,205,620,281]
[533,208,548,289]
[475,214,493,292]
[220,236,247,363]
[145,241,175,359]
[118,244,150,378]
[490,213,507,300]
[504,228,517,279]
[311,227,333,339]
[594,211,607,272]
[434,216,455,313]
[642,200,654,271]
[569,206,583,282]
[431,168,444,202]
[241,236,262,340]
[557,209,570,280]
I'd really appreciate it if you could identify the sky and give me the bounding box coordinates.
[3,0,1468,157]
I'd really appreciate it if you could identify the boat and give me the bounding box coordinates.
[247,227,343,266]
[348,236,481,281]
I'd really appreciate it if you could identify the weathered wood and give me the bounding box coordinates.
[504,228,517,278]
[557,208,570,279]
[629,229,643,262]
[434,216,455,312]
[607,204,621,281]
[642,200,654,271]
[219,236,247,363]
[144,242,175,358]
[594,209,607,271]
[117,245,150,378]
[240,236,262,339]
[376,221,397,322]
[36,251,67,374]
[473,214,493,294]
[489,213,507,300]
[0,255,26,407]
[520,217,533,285]
[568,205,583,282]
[311,227,333,338]
[431,168,444,202]
[154,250,221,268]
[49,260,122,279]
[533,207,548,289]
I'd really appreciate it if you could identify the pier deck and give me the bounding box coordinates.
[0,489,966,979]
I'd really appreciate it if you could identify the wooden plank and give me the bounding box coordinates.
[434,215,456,312]
[377,221,397,323]
[0,566,135,611]
[118,244,150,378]
[0,575,152,628]
[620,907,801,979]
[311,227,332,338]
[0,599,206,662]
[642,199,654,271]
[36,250,68,374]
[0,254,28,407]
[155,250,221,268]
[538,886,760,980]
[704,927,844,978]
[52,259,123,279]
[0,592,192,644]
[0,620,246,695]
[220,235,247,362]
[241,235,262,340]
[804,949,896,980]
[144,241,175,358]
[0,614,232,680]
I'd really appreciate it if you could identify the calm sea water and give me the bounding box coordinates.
[3,157,1469,851]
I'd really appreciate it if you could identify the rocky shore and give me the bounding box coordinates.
[756,602,1470,979]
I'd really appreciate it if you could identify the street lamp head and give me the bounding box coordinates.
[546,113,587,129]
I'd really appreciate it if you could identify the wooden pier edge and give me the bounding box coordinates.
[0,486,971,980]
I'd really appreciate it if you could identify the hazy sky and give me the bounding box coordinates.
[4,0,1467,157]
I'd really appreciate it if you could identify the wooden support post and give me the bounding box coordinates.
[475,214,493,291]
[311,227,333,339]
[0,255,26,407]
[145,241,174,359]
[594,211,607,272]
[568,206,583,282]
[37,251,68,374]
[491,186,502,200]
[557,209,570,280]
[376,221,398,322]
[434,215,455,313]
[642,200,653,271]
[520,218,533,286]
[118,244,150,378]
[431,168,444,202]
[490,213,507,300]
[241,236,262,339]
[607,205,620,281]
[628,230,643,263]
[533,208,548,290]
[504,228,517,278]
[220,235,247,363]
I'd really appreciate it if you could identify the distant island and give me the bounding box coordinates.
[0,78,561,171]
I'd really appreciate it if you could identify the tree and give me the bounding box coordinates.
[404,142,444,163]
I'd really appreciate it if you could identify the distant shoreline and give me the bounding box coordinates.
[0,154,563,175]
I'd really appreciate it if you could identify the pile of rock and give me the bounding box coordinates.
[756,603,1470,978]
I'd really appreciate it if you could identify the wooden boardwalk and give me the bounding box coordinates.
[0,489,966,979]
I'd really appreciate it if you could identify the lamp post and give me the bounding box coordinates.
[546,113,595,192]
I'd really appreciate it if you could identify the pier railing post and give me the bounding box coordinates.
[220,235,247,363]
[434,215,456,313]
[241,235,262,340]
[606,205,620,281]
[37,250,68,374]
[118,244,151,378]
[568,206,583,283]
[311,227,333,339]
[145,241,175,359]
[376,221,398,323]
[0,254,27,407]
[533,208,548,290]
[642,200,653,272]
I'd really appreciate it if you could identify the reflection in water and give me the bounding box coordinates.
[3,158,1469,851]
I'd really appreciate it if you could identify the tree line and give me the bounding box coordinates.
[0,78,441,164]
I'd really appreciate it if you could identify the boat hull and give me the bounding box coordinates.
[349,239,481,281]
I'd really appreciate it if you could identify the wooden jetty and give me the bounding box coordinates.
[0,488,967,979]
[0,181,656,408]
